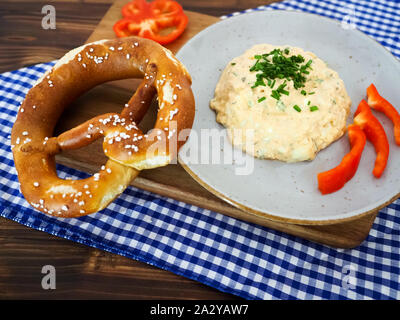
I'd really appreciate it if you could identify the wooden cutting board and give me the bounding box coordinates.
[54,0,378,248]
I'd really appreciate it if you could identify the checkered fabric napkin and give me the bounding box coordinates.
[1,0,399,300]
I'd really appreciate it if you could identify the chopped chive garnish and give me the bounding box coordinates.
[277,81,287,90]
[270,80,289,100]
[249,48,313,99]
[307,100,311,105]
[271,90,281,100]
[300,60,313,73]
[308,91,315,95]
[258,97,266,103]
[231,62,236,66]
[293,105,301,112]
[301,90,307,96]
[310,106,319,112]
[251,76,266,88]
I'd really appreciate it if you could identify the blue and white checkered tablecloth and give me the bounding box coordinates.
[1,0,400,300]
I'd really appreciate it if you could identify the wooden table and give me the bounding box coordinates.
[0,0,282,300]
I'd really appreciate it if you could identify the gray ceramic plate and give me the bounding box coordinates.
[176,10,400,224]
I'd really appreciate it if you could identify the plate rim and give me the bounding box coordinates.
[177,9,400,225]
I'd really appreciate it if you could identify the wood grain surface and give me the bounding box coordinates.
[0,0,281,73]
[0,0,378,300]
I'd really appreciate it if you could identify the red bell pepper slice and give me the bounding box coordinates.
[354,99,389,178]
[121,0,147,17]
[113,0,188,45]
[366,83,400,146]
[318,124,366,194]
[122,0,183,19]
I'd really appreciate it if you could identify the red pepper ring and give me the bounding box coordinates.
[121,0,148,17]
[366,83,400,146]
[115,0,188,45]
[354,99,389,178]
[113,14,188,45]
[150,0,184,19]
[122,0,183,19]
[318,124,366,195]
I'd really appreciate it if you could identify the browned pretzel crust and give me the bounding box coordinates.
[11,37,195,218]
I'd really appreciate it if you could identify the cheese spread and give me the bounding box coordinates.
[210,44,351,162]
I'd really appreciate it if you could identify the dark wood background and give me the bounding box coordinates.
[0,0,281,300]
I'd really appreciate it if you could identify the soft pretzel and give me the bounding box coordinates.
[11,37,195,218]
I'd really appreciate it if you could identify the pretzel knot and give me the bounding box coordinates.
[11,37,195,217]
